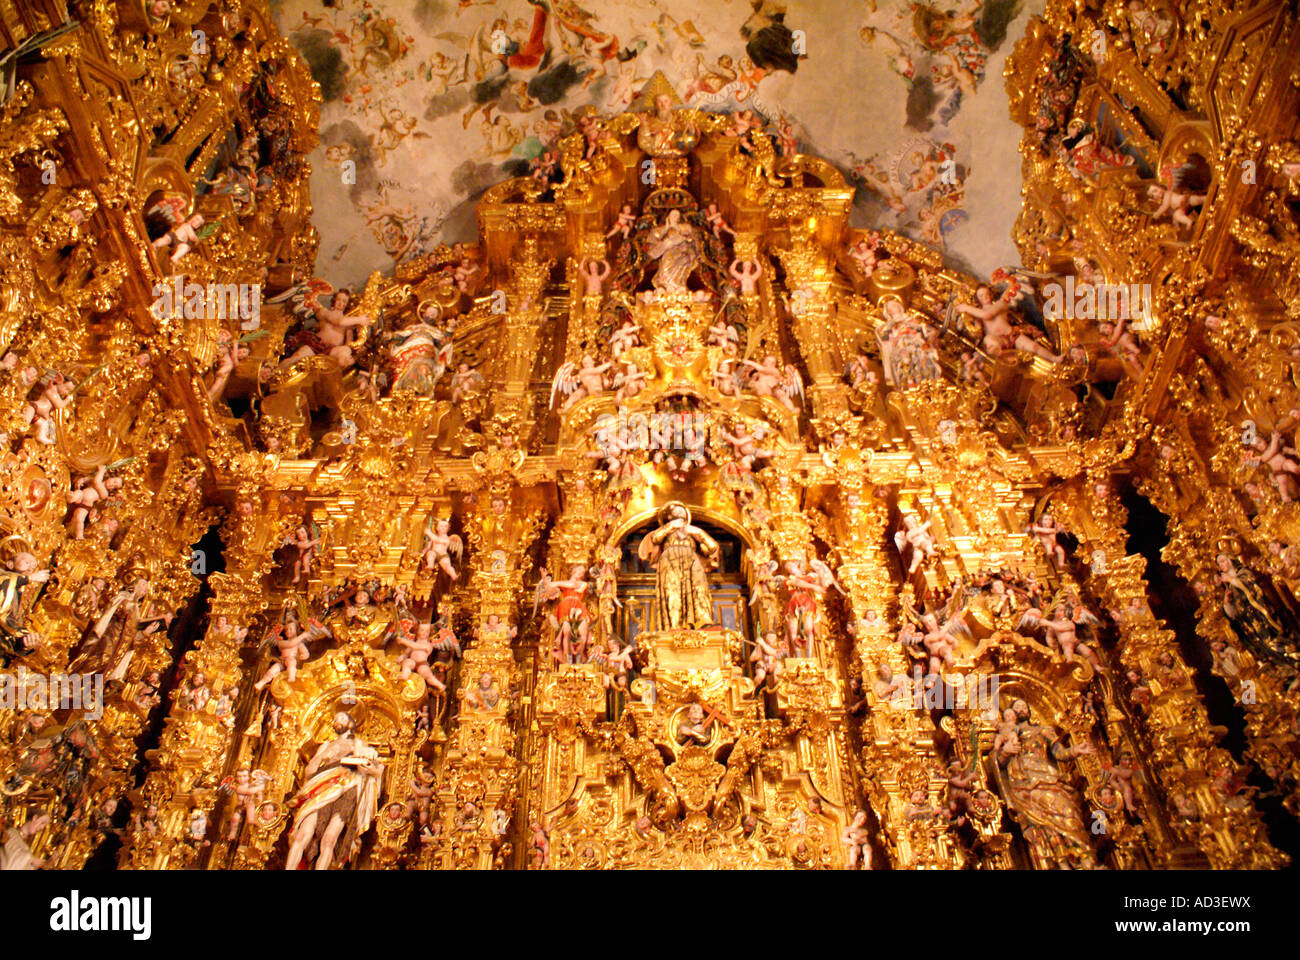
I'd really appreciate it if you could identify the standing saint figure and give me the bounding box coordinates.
[644,210,700,294]
[637,502,719,629]
[285,711,386,870]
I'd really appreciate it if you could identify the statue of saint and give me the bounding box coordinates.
[637,502,719,629]
[992,698,1095,868]
[636,93,699,158]
[644,210,700,294]
[285,711,385,870]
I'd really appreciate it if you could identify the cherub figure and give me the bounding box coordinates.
[407,767,436,825]
[279,285,373,370]
[550,355,612,411]
[894,514,936,574]
[741,354,802,410]
[711,357,742,396]
[611,362,647,402]
[592,637,634,690]
[450,363,485,403]
[21,373,75,440]
[605,203,636,241]
[750,631,787,690]
[529,820,551,868]
[993,707,1021,757]
[718,420,774,473]
[1107,751,1139,815]
[253,615,330,690]
[729,257,763,296]
[956,285,1062,363]
[285,524,321,585]
[703,202,734,238]
[1247,431,1300,501]
[959,351,991,388]
[1147,180,1205,229]
[580,258,610,296]
[220,767,271,841]
[422,517,464,579]
[873,663,906,703]
[707,318,740,355]
[847,233,881,277]
[945,762,979,823]
[395,622,448,692]
[66,466,124,540]
[1029,512,1067,567]
[1098,319,1143,370]
[149,200,210,264]
[608,319,641,359]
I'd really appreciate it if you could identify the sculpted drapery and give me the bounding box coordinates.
[638,502,719,630]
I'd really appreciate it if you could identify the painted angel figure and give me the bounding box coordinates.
[611,362,647,402]
[707,318,741,355]
[285,522,321,585]
[423,517,464,580]
[955,285,1062,363]
[894,515,936,575]
[777,560,825,657]
[66,465,125,540]
[703,202,734,238]
[219,767,271,841]
[747,552,781,614]
[608,319,641,360]
[1147,164,1205,229]
[750,631,787,690]
[279,281,375,370]
[394,621,447,692]
[1029,512,1067,567]
[606,203,636,241]
[148,196,215,264]
[1098,318,1143,371]
[1019,604,1103,669]
[253,613,331,690]
[843,352,875,390]
[450,362,485,403]
[847,233,881,277]
[580,257,610,296]
[550,355,611,412]
[729,257,762,296]
[742,354,803,410]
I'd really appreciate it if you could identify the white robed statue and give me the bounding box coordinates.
[285,711,385,870]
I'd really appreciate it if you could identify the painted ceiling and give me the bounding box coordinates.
[269,0,1045,288]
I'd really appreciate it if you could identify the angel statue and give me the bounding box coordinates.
[742,355,803,410]
[278,281,374,370]
[550,355,612,412]
[218,767,272,841]
[285,711,385,870]
[894,514,936,575]
[644,209,701,294]
[147,196,216,264]
[423,517,464,580]
[637,502,719,630]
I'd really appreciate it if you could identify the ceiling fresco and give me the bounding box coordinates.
[268,0,1045,287]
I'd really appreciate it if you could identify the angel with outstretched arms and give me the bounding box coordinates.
[279,281,374,370]
[253,610,331,690]
[742,355,803,410]
[423,517,464,580]
[550,355,611,412]
[219,767,271,841]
